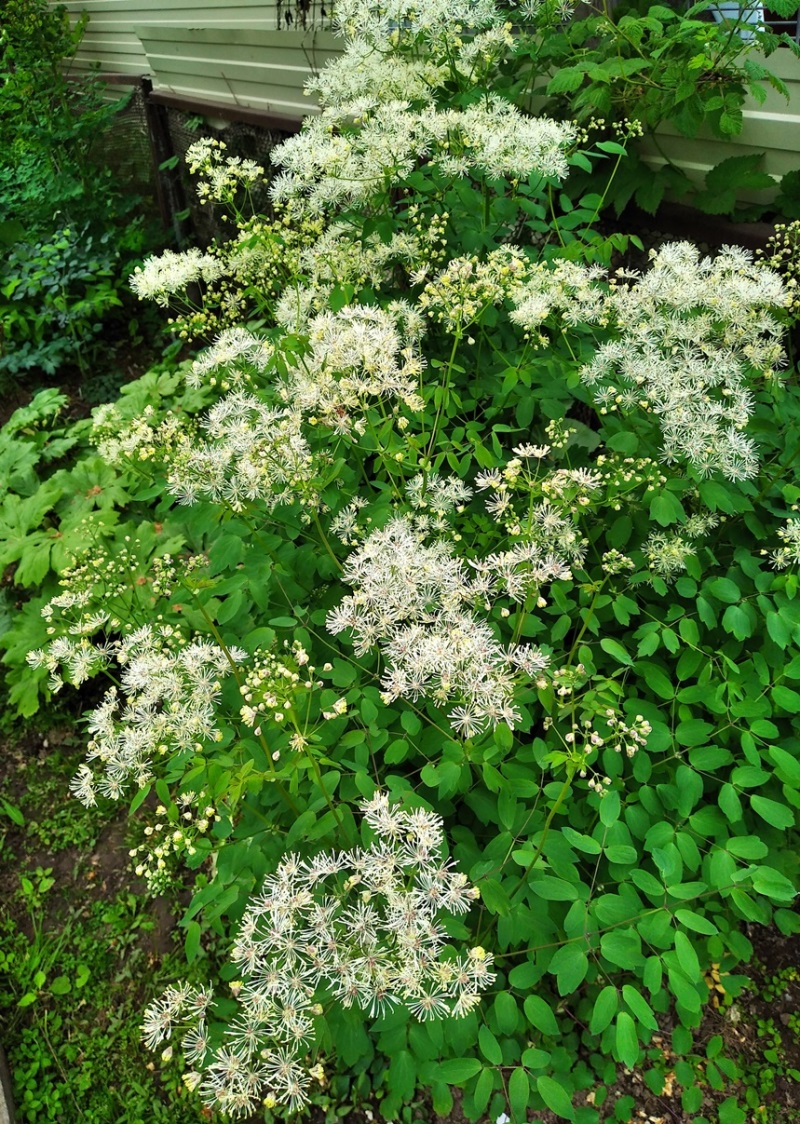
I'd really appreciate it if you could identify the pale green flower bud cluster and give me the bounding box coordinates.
[758,220,800,321]
[644,511,719,581]
[185,138,264,205]
[238,642,321,738]
[129,790,220,895]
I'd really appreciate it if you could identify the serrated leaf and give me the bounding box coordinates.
[547,67,586,94]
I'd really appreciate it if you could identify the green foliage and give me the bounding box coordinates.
[516,0,800,219]
[0,0,115,231]
[0,0,164,383]
[0,225,130,377]
[0,368,212,716]
[0,887,206,1123]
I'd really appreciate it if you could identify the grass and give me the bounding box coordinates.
[0,725,210,1124]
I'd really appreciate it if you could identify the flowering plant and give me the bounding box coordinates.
[13,0,800,1119]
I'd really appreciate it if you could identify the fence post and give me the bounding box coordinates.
[140,77,188,245]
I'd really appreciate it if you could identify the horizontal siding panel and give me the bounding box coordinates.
[134,27,340,51]
[144,52,330,88]
[152,80,314,116]
[59,0,283,15]
[137,28,339,113]
[638,49,800,200]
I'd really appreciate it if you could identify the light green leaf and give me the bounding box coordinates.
[600,638,634,666]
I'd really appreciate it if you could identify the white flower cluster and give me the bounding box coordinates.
[130,248,225,307]
[770,516,800,569]
[307,38,447,106]
[186,326,274,389]
[270,98,575,216]
[473,448,593,567]
[332,0,502,43]
[580,243,788,481]
[327,515,551,735]
[280,303,426,433]
[508,258,607,336]
[142,792,494,1118]
[35,625,244,805]
[165,391,319,512]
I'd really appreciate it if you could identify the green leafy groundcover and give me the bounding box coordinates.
[5,0,800,1120]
